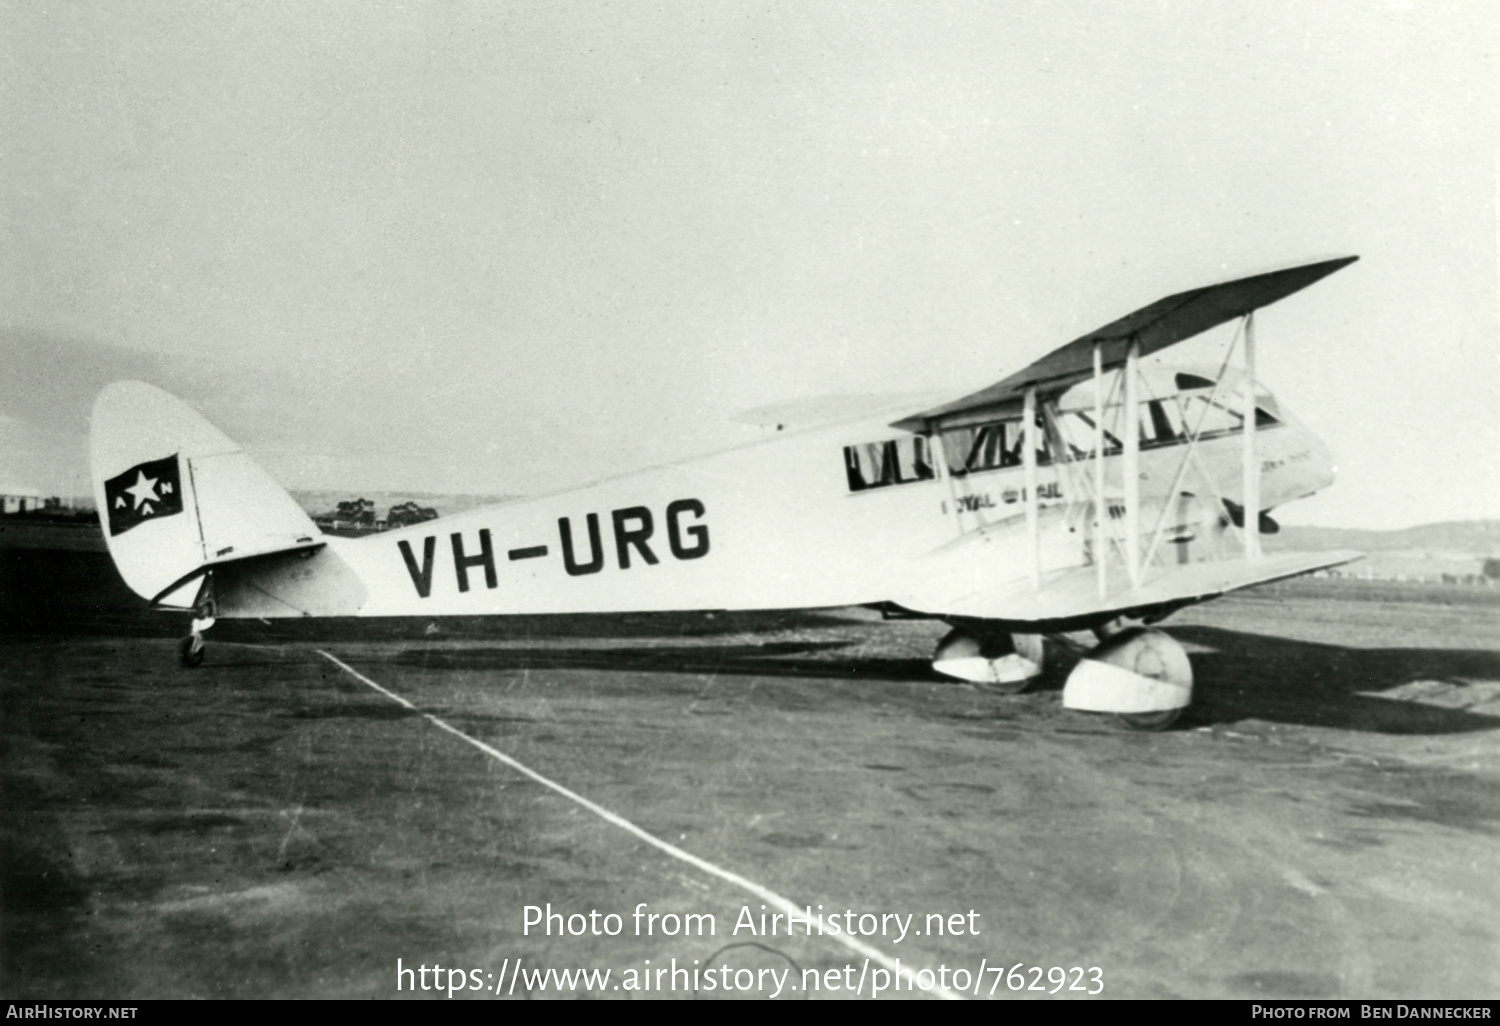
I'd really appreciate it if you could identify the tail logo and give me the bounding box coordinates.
[103,454,185,536]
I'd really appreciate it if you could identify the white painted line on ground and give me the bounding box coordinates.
[316,649,961,1000]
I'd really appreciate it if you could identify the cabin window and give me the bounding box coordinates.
[843,436,934,492]
[943,417,1050,476]
[1053,410,1121,459]
[842,418,1051,493]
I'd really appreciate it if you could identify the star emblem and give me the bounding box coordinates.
[103,455,183,536]
[123,470,160,513]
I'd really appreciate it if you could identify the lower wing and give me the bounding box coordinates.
[905,549,1362,631]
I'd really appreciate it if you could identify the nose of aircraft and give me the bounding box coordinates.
[1278,406,1338,503]
[1307,424,1337,492]
[1252,383,1337,508]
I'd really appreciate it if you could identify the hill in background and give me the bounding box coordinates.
[1267,520,1500,580]
[1272,520,1500,554]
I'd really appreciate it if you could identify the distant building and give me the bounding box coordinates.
[2,487,43,514]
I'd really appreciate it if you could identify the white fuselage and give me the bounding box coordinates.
[215,372,1335,621]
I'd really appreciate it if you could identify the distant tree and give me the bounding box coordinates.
[1483,557,1500,580]
[334,498,376,525]
[387,501,438,528]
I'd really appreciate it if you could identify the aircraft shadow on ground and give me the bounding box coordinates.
[1164,625,1500,735]
[378,626,1500,737]
[211,609,870,642]
[0,602,864,642]
[387,639,937,685]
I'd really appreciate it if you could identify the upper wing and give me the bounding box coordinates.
[892,255,1358,432]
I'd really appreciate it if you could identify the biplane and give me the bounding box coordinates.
[90,256,1360,729]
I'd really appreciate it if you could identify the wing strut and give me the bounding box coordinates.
[1023,385,1040,590]
[1242,312,1261,560]
[929,430,963,534]
[1138,314,1242,571]
[1123,337,1142,587]
[1092,341,1107,599]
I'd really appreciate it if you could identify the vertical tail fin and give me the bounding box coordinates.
[90,381,321,604]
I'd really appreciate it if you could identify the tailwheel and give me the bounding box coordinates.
[179,607,216,669]
[932,628,1044,693]
[179,633,205,668]
[1062,627,1193,730]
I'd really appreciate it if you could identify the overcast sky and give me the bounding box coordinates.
[2,1,1495,529]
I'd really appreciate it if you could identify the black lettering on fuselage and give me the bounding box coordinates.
[666,499,709,559]
[559,514,605,576]
[451,529,497,592]
[398,536,437,599]
[612,506,659,569]
[406,501,708,596]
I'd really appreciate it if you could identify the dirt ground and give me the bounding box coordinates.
[3,581,1498,999]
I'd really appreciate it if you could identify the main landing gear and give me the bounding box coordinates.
[931,621,1193,730]
[931,628,1044,693]
[1062,626,1192,731]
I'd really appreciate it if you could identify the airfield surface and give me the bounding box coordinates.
[3,582,1499,1000]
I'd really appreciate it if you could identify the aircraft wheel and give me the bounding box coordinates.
[179,634,205,668]
[1062,627,1192,730]
[1117,707,1185,731]
[1091,627,1191,731]
[932,628,1042,693]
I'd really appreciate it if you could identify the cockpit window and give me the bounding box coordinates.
[1146,399,1183,443]
[1172,377,1281,433]
[1177,393,1279,436]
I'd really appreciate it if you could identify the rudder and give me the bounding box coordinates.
[90,381,321,605]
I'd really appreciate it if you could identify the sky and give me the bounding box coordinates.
[2,0,1496,529]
